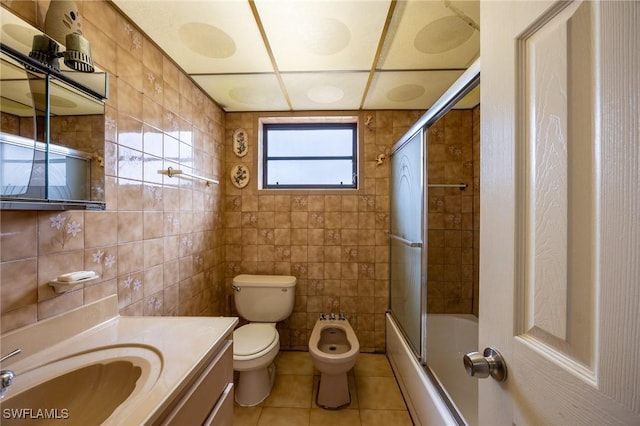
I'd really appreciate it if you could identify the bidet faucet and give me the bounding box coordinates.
[339,312,346,321]
[320,313,326,320]
[329,312,336,320]
[0,348,21,399]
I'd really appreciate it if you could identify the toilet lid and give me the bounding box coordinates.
[233,324,278,356]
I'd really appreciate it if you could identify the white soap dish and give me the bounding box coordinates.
[49,275,99,293]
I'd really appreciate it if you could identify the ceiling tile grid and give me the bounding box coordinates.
[113,0,480,112]
[281,72,370,111]
[378,0,479,70]
[114,1,273,74]
[364,69,464,110]
[192,73,289,112]
[254,0,392,72]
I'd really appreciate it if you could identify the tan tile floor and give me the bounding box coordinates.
[232,352,414,426]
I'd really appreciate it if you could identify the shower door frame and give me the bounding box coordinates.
[387,59,480,363]
[388,128,429,363]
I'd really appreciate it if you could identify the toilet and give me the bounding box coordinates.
[308,313,360,409]
[231,274,297,406]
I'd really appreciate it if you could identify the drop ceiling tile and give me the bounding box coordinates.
[281,72,369,110]
[192,74,289,112]
[0,80,33,117]
[113,1,273,74]
[379,0,479,70]
[363,70,464,110]
[452,85,480,109]
[254,0,391,72]
[111,0,481,112]
[1,9,40,52]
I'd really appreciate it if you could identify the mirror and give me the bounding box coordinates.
[0,7,108,210]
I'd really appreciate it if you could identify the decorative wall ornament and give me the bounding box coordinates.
[232,128,248,157]
[365,113,374,131]
[230,164,250,189]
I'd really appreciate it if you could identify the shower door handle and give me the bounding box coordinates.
[463,347,507,382]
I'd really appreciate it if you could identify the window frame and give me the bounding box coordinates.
[260,119,359,190]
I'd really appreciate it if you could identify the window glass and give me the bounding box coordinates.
[263,122,357,189]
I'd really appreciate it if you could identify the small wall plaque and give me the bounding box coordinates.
[230,164,250,189]
[233,128,248,157]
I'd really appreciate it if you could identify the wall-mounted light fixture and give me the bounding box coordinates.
[28,0,94,72]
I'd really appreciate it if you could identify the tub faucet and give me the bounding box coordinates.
[1,348,21,399]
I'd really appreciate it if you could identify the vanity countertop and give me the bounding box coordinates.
[0,295,238,425]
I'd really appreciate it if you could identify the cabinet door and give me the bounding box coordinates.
[204,383,234,426]
[161,340,233,426]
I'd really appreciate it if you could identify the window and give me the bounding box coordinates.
[261,121,358,189]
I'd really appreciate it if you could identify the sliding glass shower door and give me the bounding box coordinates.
[389,129,426,360]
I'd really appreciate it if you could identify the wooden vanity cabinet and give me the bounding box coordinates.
[155,335,234,426]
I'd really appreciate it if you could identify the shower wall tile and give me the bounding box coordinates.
[0,211,37,262]
[84,211,117,248]
[117,46,144,93]
[0,0,226,333]
[1,1,37,26]
[427,109,479,314]
[0,259,37,313]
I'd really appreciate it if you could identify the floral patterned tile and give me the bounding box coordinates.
[38,212,84,255]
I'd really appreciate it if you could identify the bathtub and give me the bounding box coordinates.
[386,313,479,425]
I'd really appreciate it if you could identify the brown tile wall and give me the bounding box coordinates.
[426,107,480,314]
[0,0,226,332]
[224,111,424,352]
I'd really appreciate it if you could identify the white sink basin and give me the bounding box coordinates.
[0,295,238,425]
[0,345,163,425]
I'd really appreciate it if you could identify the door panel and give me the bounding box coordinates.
[519,0,595,373]
[480,0,640,424]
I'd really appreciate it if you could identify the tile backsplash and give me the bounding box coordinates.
[0,1,478,352]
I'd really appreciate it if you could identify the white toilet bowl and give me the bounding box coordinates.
[233,323,280,406]
[308,316,360,409]
[230,274,296,407]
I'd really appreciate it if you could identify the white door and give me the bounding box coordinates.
[479,0,640,425]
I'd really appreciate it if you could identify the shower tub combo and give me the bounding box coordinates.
[386,61,481,426]
[386,313,478,425]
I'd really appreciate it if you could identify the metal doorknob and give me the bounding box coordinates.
[463,347,507,382]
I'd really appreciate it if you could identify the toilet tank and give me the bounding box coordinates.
[232,274,297,322]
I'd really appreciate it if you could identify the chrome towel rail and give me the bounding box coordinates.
[389,234,423,248]
[158,167,219,186]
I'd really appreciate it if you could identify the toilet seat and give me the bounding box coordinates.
[233,324,279,360]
